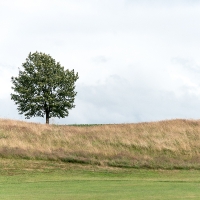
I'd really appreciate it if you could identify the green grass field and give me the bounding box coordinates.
[0,159,200,200]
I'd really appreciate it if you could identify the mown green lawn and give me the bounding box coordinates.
[1,179,200,200]
[0,163,200,200]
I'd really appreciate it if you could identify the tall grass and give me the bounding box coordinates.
[0,118,200,169]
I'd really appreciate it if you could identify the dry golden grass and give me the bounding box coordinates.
[0,118,200,169]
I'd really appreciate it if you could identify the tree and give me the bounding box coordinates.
[11,52,79,124]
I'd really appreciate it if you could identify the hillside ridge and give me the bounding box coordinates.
[0,118,200,169]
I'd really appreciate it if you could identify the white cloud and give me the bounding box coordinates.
[1,0,200,124]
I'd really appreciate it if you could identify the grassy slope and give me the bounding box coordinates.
[0,118,200,169]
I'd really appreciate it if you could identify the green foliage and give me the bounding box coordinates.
[11,52,79,124]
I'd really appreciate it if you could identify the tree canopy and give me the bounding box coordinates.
[11,52,79,124]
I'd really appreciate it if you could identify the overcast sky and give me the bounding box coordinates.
[1,0,200,124]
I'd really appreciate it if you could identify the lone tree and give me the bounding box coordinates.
[11,52,79,124]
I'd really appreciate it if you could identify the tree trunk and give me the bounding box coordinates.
[46,110,49,124]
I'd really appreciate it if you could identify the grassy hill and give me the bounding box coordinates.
[0,118,200,169]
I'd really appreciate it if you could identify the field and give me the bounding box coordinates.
[0,159,200,200]
[0,118,200,199]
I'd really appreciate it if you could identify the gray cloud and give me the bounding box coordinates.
[92,56,109,64]
[172,57,200,74]
[68,75,200,124]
